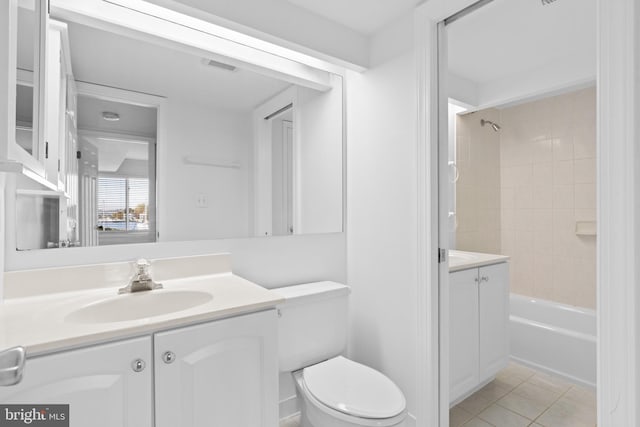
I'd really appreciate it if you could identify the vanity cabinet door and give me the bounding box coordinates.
[478,262,509,382]
[0,337,153,427]
[154,310,279,427]
[449,268,480,403]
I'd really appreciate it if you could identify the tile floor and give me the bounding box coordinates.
[450,363,597,427]
[279,363,597,427]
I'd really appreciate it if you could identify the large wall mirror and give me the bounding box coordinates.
[13,0,344,250]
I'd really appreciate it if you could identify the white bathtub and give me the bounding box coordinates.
[509,294,596,388]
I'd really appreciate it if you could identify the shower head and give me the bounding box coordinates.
[480,119,501,132]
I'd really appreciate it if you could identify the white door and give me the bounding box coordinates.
[449,268,480,403]
[478,262,509,382]
[154,310,279,427]
[0,337,153,427]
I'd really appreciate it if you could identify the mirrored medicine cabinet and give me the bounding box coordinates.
[5,0,344,252]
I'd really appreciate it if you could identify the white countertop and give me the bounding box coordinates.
[449,249,509,272]
[0,272,284,357]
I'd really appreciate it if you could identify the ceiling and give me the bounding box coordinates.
[65,20,291,112]
[447,0,596,104]
[285,0,421,35]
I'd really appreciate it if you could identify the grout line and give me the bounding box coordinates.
[528,383,575,426]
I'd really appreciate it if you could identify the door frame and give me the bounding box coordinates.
[414,0,640,426]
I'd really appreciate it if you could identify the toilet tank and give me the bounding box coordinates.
[275,281,350,373]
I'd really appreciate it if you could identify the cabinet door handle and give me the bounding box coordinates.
[162,351,176,364]
[131,359,146,372]
[0,346,26,386]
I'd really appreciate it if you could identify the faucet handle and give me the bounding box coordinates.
[135,259,151,275]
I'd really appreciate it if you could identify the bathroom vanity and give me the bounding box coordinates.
[0,254,283,427]
[448,250,510,404]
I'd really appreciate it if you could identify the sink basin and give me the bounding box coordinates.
[64,290,213,324]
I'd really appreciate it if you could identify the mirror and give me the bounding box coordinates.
[15,6,344,250]
[15,0,42,160]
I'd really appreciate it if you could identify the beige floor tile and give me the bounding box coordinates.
[526,372,572,394]
[496,390,550,420]
[495,370,527,390]
[511,381,562,408]
[563,385,597,408]
[477,404,531,427]
[463,417,494,427]
[451,406,475,427]
[501,363,536,381]
[457,391,496,417]
[279,414,301,427]
[476,381,512,402]
[537,396,597,427]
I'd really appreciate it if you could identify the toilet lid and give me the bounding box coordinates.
[303,356,406,419]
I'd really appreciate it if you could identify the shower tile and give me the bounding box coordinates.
[532,186,553,209]
[552,185,574,209]
[575,183,596,210]
[574,158,596,183]
[573,125,596,159]
[552,137,574,162]
[515,185,534,209]
[553,160,574,185]
[532,139,553,164]
[532,162,553,188]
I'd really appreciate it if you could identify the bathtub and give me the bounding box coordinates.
[509,294,596,388]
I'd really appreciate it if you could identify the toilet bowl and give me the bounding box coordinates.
[294,356,407,427]
[275,282,407,427]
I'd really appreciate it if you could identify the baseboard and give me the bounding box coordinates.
[405,412,417,427]
[279,395,299,420]
[510,356,596,389]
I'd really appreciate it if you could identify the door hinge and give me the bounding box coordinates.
[47,0,50,14]
[76,150,81,159]
[438,248,447,263]
[57,159,60,172]
[45,141,49,159]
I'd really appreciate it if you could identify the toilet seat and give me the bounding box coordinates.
[298,356,406,425]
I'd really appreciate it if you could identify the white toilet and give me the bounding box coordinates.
[276,281,407,427]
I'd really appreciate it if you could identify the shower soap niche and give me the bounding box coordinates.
[575,221,597,236]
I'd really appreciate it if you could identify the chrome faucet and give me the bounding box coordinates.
[119,259,163,294]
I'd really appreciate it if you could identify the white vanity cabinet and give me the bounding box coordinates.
[0,336,153,427]
[449,262,509,403]
[154,309,279,427]
[0,310,278,427]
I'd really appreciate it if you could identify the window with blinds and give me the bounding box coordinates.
[97,177,150,232]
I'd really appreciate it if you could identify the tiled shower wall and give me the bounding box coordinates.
[456,87,596,309]
[454,108,502,254]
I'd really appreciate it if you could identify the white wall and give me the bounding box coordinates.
[346,13,418,423]
[159,99,252,241]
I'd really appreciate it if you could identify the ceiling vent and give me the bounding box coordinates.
[201,58,237,72]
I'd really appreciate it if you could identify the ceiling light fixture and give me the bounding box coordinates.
[102,111,120,121]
